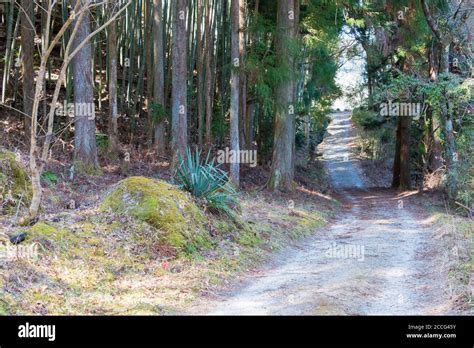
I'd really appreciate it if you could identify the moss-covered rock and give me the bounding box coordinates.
[0,149,32,214]
[100,176,210,250]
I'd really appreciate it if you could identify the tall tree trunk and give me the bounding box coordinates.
[421,0,457,198]
[245,0,258,150]
[164,20,173,143]
[439,42,457,198]
[444,114,457,199]
[196,0,205,146]
[246,101,255,149]
[392,117,401,188]
[439,41,450,74]
[399,115,411,189]
[392,115,411,190]
[171,0,188,169]
[392,57,412,190]
[204,0,213,149]
[107,0,119,155]
[426,106,440,171]
[239,1,246,148]
[28,0,83,219]
[427,41,443,171]
[72,0,99,170]
[229,0,241,186]
[360,40,373,102]
[428,40,440,80]
[20,0,34,146]
[145,0,154,146]
[268,0,296,191]
[305,113,310,161]
[153,0,166,154]
[367,68,373,99]
[292,0,299,170]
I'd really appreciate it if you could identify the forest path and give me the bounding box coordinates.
[189,112,450,315]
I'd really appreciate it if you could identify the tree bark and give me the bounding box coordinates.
[239,0,246,149]
[230,0,241,186]
[427,42,443,171]
[392,117,401,188]
[20,0,34,146]
[268,0,296,191]
[204,0,213,149]
[72,0,99,170]
[171,0,188,169]
[246,101,255,149]
[439,42,450,74]
[107,0,119,155]
[392,63,411,190]
[196,0,204,146]
[26,0,129,219]
[245,0,258,150]
[444,116,457,198]
[145,0,154,146]
[421,0,457,198]
[153,0,166,154]
[399,115,411,189]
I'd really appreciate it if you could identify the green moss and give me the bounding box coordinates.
[27,222,70,247]
[73,160,103,176]
[209,214,262,247]
[213,219,234,233]
[0,149,32,213]
[238,227,262,247]
[297,211,326,229]
[100,176,210,251]
[168,230,185,247]
[29,222,59,235]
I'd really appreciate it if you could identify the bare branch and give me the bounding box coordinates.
[421,0,443,42]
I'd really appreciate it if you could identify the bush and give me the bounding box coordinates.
[173,147,239,217]
[351,108,395,160]
[351,107,384,130]
[455,125,473,210]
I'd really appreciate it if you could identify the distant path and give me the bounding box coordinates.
[322,112,365,190]
[190,112,450,315]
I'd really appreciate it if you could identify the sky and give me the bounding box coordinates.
[332,30,367,111]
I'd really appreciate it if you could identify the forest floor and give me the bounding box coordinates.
[186,112,473,315]
[0,112,471,315]
[1,113,340,315]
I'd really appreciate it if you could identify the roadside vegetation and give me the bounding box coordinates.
[0,0,471,315]
[0,159,336,315]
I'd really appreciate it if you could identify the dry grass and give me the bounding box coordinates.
[420,194,473,314]
[0,176,338,315]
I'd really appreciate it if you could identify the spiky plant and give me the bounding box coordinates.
[173,147,238,217]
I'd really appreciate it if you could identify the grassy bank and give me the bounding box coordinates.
[0,171,339,315]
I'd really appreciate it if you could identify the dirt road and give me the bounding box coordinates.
[192,112,450,315]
